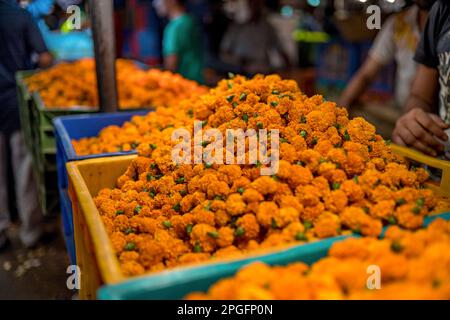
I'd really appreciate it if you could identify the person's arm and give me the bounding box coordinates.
[162,21,180,73]
[339,16,396,108]
[267,22,291,69]
[164,54,178,72]
[38,52,53,68]
[24,11,53,68]
[405,64,438,113]
[338,56,383,107]
[392,1,449,156]
[392,65,449,156]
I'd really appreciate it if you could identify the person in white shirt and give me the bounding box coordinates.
[339,1,432,110]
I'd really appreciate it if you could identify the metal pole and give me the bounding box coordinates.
[89,0,118,112]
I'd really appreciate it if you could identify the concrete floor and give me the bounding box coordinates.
[0,222,75,300]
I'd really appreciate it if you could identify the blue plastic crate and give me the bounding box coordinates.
[97,212,450,300]
[53,111,148,264]
[54,111,148,191]
[59,188,76,265]
[316,37,361,89]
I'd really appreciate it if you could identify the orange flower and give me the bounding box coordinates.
[188,219,450,300]
[90,74,444,277]
[25,58,207,111]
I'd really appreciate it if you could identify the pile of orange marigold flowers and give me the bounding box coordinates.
[24,58,207,110]
[93,74,441,277]
[186,218,450,300]
[73,106,192,155]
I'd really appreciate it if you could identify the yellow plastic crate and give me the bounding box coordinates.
[67,146,450,299]
[391,144,450,198]
[68,155,134,299]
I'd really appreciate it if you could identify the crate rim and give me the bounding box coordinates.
[32,91,99,113]
[96,234,351,300]
[32,90,155,112]
[97,211,450,300]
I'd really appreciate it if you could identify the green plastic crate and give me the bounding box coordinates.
[38,184,59,217]
[33,165,59,216]
[31,92,97,156]
[29,89,150,205]
[16,70,36,151]
[97,212,450,300]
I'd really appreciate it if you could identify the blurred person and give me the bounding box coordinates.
[23,0,94,61]
[201,1,240,82]
[393,0,450,157]
[339,0,434,110]
[114,0,126,58]
[122,0,162,66]
[23,0,54,19]
[204,0,229,57]
[24,0,83,28]
[220,0,291,76]
[0,0,53,250]
[154,0,204,83]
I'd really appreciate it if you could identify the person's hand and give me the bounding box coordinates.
[392,108,450,156]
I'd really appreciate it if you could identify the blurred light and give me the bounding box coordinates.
[293,30,330,43]
[307,0,321,7]
[385,0,396,3]
[358,0,368,3]
[281,5,294,17]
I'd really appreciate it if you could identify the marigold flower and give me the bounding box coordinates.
[91,74,444,277]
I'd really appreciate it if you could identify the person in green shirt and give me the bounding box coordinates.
[154,0,204,83]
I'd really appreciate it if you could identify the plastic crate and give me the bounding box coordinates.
[97,236,351,300]
[16,71,36,151]
[28,81,148,172]
[31,92,98,158]
[54,111,148,191]
[60,188,76,265]
[316,38,361,90]
[67,155,135,299]
[54,112,148,267]
[97,212,450,300]
[66,155,354,300]
[66,151,450,300]
[21,62,152,167]
[391,144,450,198]
[32,163,59,217]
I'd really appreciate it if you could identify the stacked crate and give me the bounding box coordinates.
[16,62,151,264]
[16,71,35,150]
[17,71,57,216]
[16,70,96,263]
[29,79,98,217]
[54,111,148,265]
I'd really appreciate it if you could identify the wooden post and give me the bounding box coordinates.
[89,0,118,112]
